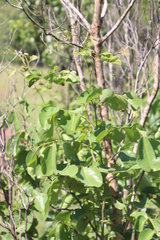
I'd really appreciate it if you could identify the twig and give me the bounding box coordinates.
[101,0,136,43]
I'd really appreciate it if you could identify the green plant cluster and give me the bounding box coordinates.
[1,59,160,239]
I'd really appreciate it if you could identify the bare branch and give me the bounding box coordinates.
[140,32,160,126]
[6,0,22,10]
[60,0,91,32]
[101,0,136,44]
[101,0,108,20]
[6,0,83,49]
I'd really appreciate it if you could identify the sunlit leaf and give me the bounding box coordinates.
[137,137,156,172]
[76,164,102,187]
[100,88,114,104]
[40,144,57,176]
[138,228,155,240]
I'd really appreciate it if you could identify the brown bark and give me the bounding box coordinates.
[90,1,121,238]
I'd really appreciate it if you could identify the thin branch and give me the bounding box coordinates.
[101,0,108,20]
[134,44,154,93]
[60,0,91,32]
[6,0,22,10]
[6,0,83,49]
[140,34,160,126]
[101,0,136,43]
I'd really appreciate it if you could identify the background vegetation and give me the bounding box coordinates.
[0,0,160,240]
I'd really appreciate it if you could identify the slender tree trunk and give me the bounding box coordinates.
[90,1,121,239]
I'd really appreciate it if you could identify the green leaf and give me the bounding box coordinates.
[39,106,59,130]
[29,55,38,62]
[60,112,81,135]
[96,124,112,142]
[63,143,74,159]
[137,137,156,172]
[150,219,160,232]
[114,200,125,210]
[26,148,38,168]
[75,90,90,105]
[76,164,102,187]
[34,193,48,211]
[110,56,122,65]
[74,48,91,57]
[40,144,57,176]
[124,91,142,110]
[56,211,70,225]
[123,123,140,142]
[100,88,114,104]
[66,71,80,84]
[77,216,89,233]
[26,69,42,87]
[107,94,128,110]
[138,228,155,240]
[86,85,102,103]
[58,164,78,177]
[101,52,112,59]
[128,98,142,110]
[101,52,121,65]
[135,215,148,232]
[59,224,71,240]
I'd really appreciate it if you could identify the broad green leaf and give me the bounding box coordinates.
[75,90,90,105]
[128,98,142,110]
[110,56,122,65]
[124,91,142,110]
[86,85,102,103]
[60,112,81,134]
[100,88,114,104]
[59,224,71,240]
[35,164,45,179]
[27,167,35,179]
[150,219,160,232]
[114,200,125,210]
[101,52,112,59]
[66,71,80,84]
[77,217,89,233]
[96,125,112,142]
[89,122,111,142]
[130,211,148,219]
[137,137,156,172]
[71,209,87,221]
[26,148,38,168]
[58,164,78,177]
[56,211,71,225]
[123,123,140,142]
[76,164,102,187]
[26,69,42,87]
[63,143,74,159]
[101,52,121,65]
[40,144,57,176]
[34,193,48,211]
[107,127,124,142]
[34,192,48,212]
[107,94,128,110]
[138,228,155,240]
[135,215,148,232]
[39,106,59,130]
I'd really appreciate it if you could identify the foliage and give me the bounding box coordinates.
[0,0,160,240]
